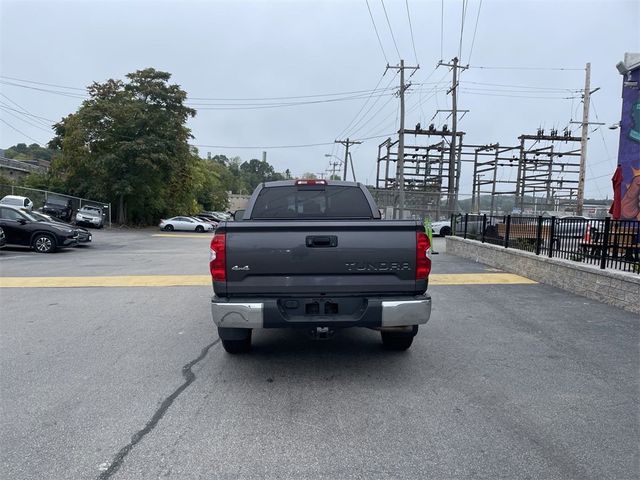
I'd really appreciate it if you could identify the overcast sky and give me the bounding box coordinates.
[1,0,638,198]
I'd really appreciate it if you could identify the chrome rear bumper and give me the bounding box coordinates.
[211,294,431,330]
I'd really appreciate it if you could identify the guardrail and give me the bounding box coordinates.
[452,214,640,274]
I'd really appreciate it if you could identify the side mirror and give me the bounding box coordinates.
[233,209,245,221]
[17,218,27,225]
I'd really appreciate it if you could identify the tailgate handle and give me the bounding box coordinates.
[306,235,338,248]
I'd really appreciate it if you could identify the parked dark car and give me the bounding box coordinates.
[0,205,78,253]
[0,226,6,249]
[194,215,219,227]
[42,197,74,222]
[29,210,92,244]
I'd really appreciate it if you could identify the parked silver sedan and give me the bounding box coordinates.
[159,216,215,232]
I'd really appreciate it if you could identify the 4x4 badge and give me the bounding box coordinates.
[232,265,250,271]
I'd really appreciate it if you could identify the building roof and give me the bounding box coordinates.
[0,156,47,174]
[622,52,640,72]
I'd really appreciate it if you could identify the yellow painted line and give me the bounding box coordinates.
[152,234,212,238]
[0,273,535,288]
[429,273,537,285]
[0,275,211,288]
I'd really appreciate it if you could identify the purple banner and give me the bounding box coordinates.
[617,67,640,220]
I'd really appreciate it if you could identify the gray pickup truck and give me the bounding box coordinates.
[210,180,432,353]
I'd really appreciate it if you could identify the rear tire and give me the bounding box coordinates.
[219,327,252,354]
[381,326,418,351]
[440,226,452,236]
[32,233,56,253]
[195,225,204,233]
[164,224,174,231]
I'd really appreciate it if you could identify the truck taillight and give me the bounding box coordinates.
[416,231,431,280]
[209,233,226,282]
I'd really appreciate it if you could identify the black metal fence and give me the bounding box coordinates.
[452,214,640,274]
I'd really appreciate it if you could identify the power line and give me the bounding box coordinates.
[193,133,395,150]
[467,0,483,64]
[405,0,419,64]
[189,91,397,110]
[342,71,399,138]
[0,75,86,91]
[0,118,45,144]
[458,85,572,94]
[189,86,395,102]
[458,0,469,60]
[0,93,54,127]
[347,90,397,138]
[346,95,397,138]
[335,72,386,140]
[194,141,336,149]
[367,86,445,139]
[358,96,401,139]
[0,106,54,133]
[1,76,398,103]
[469,65,584,71]
[459,89,578,100]
[0,104,56,123]
[0,80,87,99]
[440,0,444,61]
[589,97,616,169]
[461,86,577,95]
[380,0,402,60]
[365,0,389,63]
[359,73,450,141]
[463,80,574,92]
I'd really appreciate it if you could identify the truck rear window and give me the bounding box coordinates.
[251,185,373,219]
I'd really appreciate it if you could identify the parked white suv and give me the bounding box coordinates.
[75,206,104,228]
[0,195,33,211]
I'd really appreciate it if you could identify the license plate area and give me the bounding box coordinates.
[277,297,367,320]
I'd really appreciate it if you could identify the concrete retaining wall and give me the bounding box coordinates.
[446,236,640,314]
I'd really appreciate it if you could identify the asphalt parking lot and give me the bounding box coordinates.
[1,231,638,480]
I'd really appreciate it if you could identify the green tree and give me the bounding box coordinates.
[0,172,14,185]
[49,68,197,224]
[194,157,229,211]
[239,159,285,192]
[3,143,55,163]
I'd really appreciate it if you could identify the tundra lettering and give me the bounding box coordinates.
[344,261,412,272]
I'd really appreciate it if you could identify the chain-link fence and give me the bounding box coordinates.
[0,184,111,227]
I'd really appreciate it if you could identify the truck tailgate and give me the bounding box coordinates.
[218,220,423,297]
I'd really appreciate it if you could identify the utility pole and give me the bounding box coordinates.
[348,152,357,182]
[576,63,591,216]
[335,138,362,181]
[438,57,467,215]
[385,59,419,218]
[570,63,602,215]
[572,63,603,216]
[328,161,341,180]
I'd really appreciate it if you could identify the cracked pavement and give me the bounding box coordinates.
[1,231,638,479]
